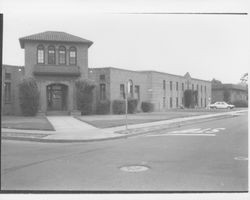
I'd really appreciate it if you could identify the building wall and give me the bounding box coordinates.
[212,87,248,103]
[90,68,211,112]
[145,71,211,110]
[1,65,25,115]
[22,41,90,114]
[23,41,89,79]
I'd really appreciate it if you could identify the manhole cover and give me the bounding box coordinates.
[120,165,150,172]
[234,156,248,161]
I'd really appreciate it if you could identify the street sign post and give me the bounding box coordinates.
[125,80,133,131]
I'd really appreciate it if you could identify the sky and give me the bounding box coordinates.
[1,0,249,84]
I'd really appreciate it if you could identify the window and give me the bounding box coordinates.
[135,85,140,100]
[205,98,207,107]
[69,47,77,65]
[201,85,203,93]
[170,81,172,91]
[163,97,166,108]
[48,45,56,64]
[4,82,11,103]
[163,80,166,90]
[197,84,199,91]
[170,97,172,108]
[192,84,194,90]
[201,98,203,107]
[182,83,184,91]
[120,84,125,99]
[5,73,11,80]
[182,97,184,105]
[176,82,178,91]
[59,46,66,64]
[176,97,178,107]
[205,86,207,94]
[37,45,45,64]
[100,74,105,81]
[128,79,133,98]
[100,84,106,100]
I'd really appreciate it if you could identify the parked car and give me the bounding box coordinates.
[208,101,235,109]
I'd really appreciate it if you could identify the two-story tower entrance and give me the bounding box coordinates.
[47,84,68,111]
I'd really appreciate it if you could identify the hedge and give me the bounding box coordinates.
[19,78,40,116]
[232,100,248,107]
[96,100,111,114]
[75,80,95,115]
[141,101,154,112]
[127,98,138,114]
[112,100,125,114]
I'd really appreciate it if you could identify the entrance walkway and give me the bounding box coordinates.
[47,116,96,132]
[45,116,118,140]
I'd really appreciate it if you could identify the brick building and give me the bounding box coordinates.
[212,80,248,104]
[2,31,212,115]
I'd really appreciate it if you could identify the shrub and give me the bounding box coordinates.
[112,100,126,114]
[232,100,248,107]
[75,80,95,115]
[141,101,154,112]
[19,78,40,116]
[184,90,196,108]
[96,100,111,114]
[127,98,138,114]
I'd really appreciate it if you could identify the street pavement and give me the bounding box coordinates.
[1,112,248,191]
[1,110,247,142]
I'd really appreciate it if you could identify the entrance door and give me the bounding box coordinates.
[47,84,67,111]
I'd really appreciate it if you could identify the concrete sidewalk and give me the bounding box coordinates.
[1,109,248,142]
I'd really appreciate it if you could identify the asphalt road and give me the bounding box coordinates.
[1,112,248,191]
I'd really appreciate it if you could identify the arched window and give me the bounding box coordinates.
[58,46,66,64]
[69,47,77,65]
[37,45,45,64]
[48,45,56,64]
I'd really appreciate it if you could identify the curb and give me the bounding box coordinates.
[1,113,242,143]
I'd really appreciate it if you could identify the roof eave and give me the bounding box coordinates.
[19,38,93,49]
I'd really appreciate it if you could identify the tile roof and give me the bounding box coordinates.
[19,31,93,48]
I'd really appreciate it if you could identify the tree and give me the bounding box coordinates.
[240,73,248,84]
[223,89,230,103]
[75,80,95,115]
[19,78,40,116]
[184,90,196,108]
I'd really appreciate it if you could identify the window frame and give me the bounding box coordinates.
[58,46,66,65]
[69,46,77,65]
[100,83,106,101]
[37,44,45,64]
[48,45,56,65]
[4,82,11,104]
[120,84,125,99]
[135,85,140,100]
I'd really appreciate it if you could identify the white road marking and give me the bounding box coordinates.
[147,133,216,137]
[145,128,225,137]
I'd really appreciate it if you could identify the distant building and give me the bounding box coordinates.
[2,31,212,115]
[211,79,248,104]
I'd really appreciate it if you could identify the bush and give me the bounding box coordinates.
[19,78,40,116]
[127,98,138,114]
[184,90,196,108]
[141,101,154,112]
[75,80,95,115]
[96,100,111,114]
[112,100,126,114]
[232,100,248,107]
